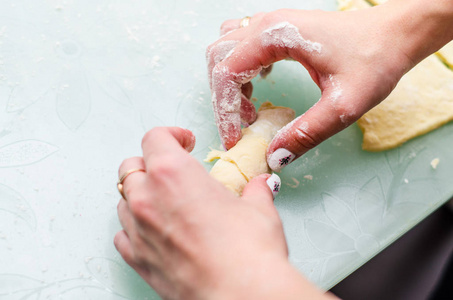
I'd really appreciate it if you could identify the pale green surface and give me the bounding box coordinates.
[0,0,452,299]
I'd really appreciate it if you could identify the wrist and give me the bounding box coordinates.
[205,258,337,300]
[381,0,453,67]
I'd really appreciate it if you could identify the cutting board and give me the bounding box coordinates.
[0,0,452,298]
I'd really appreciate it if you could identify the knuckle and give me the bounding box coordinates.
[118,159,128,173]
[148,154,199,192]
[332,99,360,126]
[207,43,234,70]
[141,128,159,148]
[129,198,162,233]
[118,158,133,176]
[211,63,223,75]
[293,127,320,150]
[129,197,151,222]
[114,234,134,264]
[122,182,138,200]
[141,127,169,149]
[122,251,135,266]
[118,157,142,176]
[206,43,215,60]
[149,154,187,182]
[130,239,147,263]
[212,63,231,83]
[113,233,121,248]
[259,9,287,26]
[219,19,233,33]
[150,155,178,175]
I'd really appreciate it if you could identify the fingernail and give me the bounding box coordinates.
[266,173,281,199]
[267,148,295,172]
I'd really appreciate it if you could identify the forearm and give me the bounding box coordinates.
[383,0,453,67]
[253,262,339,300]
[209,259,339,300]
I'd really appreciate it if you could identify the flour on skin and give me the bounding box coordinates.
[261,22,322,53]
[211,65,264,144]
[206,40,239,86]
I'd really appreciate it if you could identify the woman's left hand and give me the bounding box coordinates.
[114,127,319,300]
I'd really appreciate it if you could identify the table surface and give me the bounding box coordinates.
[1,1,452,299]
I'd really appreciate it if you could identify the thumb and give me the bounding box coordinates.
[266,82,363,172]
[241,173,281,214]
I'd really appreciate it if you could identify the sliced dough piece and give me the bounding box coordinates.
[205,101,295,196]
[358,55,453,151]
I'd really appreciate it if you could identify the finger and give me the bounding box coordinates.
[114,230,136,267]
[267,80,364,172]
[117,198,135,235]
[117,196,161,263]
[141,127,195,159]
[117,189,157,248]
[118,156,162,233]
[118,156,146,178]
[220,19,240,36]
[118,157,149,202]
[206,40,239,90]
[240,94,257,126]
[211,32,288,149]
[208,12,265,90]
[207,42,255,125]
[117,196,161,266]
[114,230,152,278]
[219,12,265,36]
[241,173,281,216]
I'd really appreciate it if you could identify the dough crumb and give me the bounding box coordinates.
[286,177,300,188]
[304,175,313,180]
[404,178,409,184]
[430,158,440,169]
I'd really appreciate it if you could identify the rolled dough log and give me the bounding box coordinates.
[340,0,453,151]
[205,101,295,196]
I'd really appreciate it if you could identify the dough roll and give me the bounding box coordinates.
[205,101,295,196]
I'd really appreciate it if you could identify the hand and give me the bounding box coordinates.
[207,1,453,171]
[114,127,334,299]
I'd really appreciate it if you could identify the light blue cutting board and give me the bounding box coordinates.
[0,0,452,299]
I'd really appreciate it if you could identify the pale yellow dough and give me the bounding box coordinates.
[339,0,453,151]
[205,101,295,196]
[337,0,371,10]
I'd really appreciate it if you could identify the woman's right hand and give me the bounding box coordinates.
[206,0,453,171]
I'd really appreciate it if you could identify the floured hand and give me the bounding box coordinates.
[114,127,338,300]
[206,1,453,171]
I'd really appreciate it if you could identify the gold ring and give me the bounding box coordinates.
[240,16,251,28]
[117,168,146,200]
